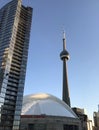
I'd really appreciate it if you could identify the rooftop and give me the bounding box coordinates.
[21,93,78,118]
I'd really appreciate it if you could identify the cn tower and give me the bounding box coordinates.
[60,32,71,106]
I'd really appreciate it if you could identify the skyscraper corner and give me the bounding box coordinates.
[60,32,71,107]
[0,0,33,130]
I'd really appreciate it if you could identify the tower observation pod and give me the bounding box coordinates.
[60,32,71,107]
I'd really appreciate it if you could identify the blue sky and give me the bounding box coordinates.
[1,0,99,120]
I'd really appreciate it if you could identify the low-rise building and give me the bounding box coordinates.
[72,107,93,130]
[93,107,99,130]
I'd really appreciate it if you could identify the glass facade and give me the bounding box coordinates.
[0,0,32,130]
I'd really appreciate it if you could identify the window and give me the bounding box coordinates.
[28,124,34,130]
[64,124,79,130]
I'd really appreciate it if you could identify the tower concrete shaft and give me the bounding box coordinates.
[60,32,71,106]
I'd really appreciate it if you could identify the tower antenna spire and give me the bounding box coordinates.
[63,30,66,50]
[63,30,66,39]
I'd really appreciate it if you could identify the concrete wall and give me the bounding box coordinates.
[20,115,81,130]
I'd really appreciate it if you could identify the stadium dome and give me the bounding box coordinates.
[21,93,78,118]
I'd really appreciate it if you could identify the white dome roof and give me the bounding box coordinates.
[21,93,78,118]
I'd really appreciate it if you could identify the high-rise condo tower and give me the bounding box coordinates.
[0,0,32,130]
[60,32,71,106]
